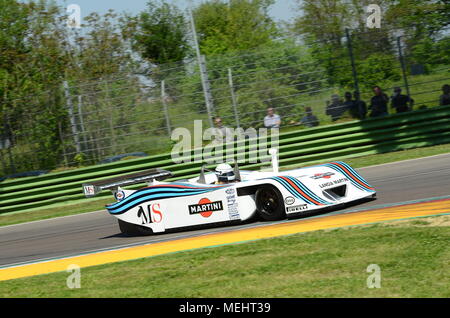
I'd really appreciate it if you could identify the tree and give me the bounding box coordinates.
[291,0,352,46]
[66,10,162,163]
[193,0,278,56]
[383,0,450,71]
[0,0,71,173]
[133,0,190,65]
[385,0,450,38]
[0,0,149,174]
[291,0,401,90]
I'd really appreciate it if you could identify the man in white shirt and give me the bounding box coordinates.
[264,108,281,128]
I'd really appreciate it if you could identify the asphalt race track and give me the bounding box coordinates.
[1,154,450,268]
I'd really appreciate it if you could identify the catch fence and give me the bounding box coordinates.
[1,26,449,175]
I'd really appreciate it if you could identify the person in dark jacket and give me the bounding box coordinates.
[300,107,319,128]
[326,94,345,122]
[391,87,414,113]
[440,84,450,106]
[352,91,367,119]
[369,86,389,118]
[342,92,354,116]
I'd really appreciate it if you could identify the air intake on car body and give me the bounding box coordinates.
[322,185,347,201]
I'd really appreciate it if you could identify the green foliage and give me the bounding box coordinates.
[73,153,86,167]
[385,0,450,37]
[70,10,138,80]
[0,0,72,173]
[0,0,141,174]
[0,0,448,176]
[291,0,448,91]
[292,0,352,45]
[307,42,353,89]
[356,53,401,89]
[408,36,450,73]
[134,0,190,65]
[193,0,278,56]
[0,0,29,72]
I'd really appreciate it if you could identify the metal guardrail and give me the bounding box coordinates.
[0,105,449,214]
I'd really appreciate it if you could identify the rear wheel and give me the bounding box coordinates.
[118,219,153,236]
[255,186,286,221]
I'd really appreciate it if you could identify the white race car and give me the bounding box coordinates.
[83,150,376,236]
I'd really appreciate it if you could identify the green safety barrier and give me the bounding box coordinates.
[1,105,449,214]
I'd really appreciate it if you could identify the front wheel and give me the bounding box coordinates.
[118,219,153,236]
[255,186,286,221]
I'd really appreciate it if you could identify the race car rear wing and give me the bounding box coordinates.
[82,169,173,198]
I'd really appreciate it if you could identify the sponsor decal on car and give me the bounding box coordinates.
[189,198,224,218]
[319,177,349,189]
[286,204,308,213]
[137,203,163,224]
[225,188,240,220]
[310,172,335,180]
[114,190,125,201]
[284,196,295,205]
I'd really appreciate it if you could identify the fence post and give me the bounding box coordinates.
[63,81,81,154]
[228,68,241,129]
[189,9,214,128]
[102,79,119,155]
[161,80,172,136]
[77,95,88,151]
[199,55,215,127]
[345,29,360,99]
[0,148,6,174]
[6,141,15,174]
[396,36,412,110]
[1,112,15,174]
[0,114,10,173]
[58,121,69,167]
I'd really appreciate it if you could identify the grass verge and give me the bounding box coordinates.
[1,142,450,227]
[1,215,448,297]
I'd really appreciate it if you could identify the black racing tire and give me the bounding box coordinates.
[255,185,286,221]
[118,219,154,236]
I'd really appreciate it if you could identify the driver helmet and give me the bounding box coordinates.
[215,163,235,183]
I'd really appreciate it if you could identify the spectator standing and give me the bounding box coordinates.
[391,87,414,113]
[326,94,345,122]
[264,108,281,129]
[352,91,367,119]
[440,84,450,106]
[300,107,319,128]
[342,92,355,117]
[214,117,234,143]
[369,86,389,118]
